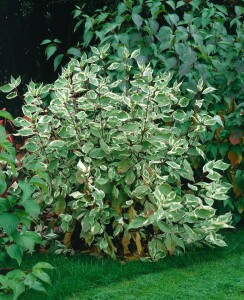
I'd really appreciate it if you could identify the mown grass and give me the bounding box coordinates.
[3,227,244,300]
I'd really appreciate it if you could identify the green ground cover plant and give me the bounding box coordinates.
[0,106,53,299]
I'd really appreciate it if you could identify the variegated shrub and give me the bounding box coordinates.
[13,47,233,260]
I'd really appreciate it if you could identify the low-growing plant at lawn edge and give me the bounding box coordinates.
[0,110,54,299]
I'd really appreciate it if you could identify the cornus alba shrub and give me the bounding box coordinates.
[14,48,232,260]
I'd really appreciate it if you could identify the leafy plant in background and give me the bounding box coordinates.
[0,108,53,299]
[43,0,244,223]
[9,48,233,260]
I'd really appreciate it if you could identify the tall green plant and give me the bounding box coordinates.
[43,0,244,223]
[11,48,233,260]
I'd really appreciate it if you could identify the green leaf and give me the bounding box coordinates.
[13,282,25,300]
[33,262,55,270]
[83,31,93,47]
[202,87,217,94]
[187,183,198,191]
[18,181,35,202]
[197,78,203,91]
[0,176,7,196]
[0,197,11,211]
[204,118,216,126]
[173,110,186,122]
[166,0,176,10]
[0,84,14,93]
[157,221,174,233]
[0,213,19,236]
[178,97,189,107]
[0,110,13,120]
[117,159,132,174]
[82,142,94,153]
[168,14,179,25]
[125,170,136,185]
[128,216,146,230]
[6,244,22,265]
[21,200,40,219]
[213,115,223,127]
[90,46,100,55]
[92,188,105,206]
[213,160,230,171]
[215,5,228,15]
[77,160,88,173]
[46,44,57,60]
[33,269,51,284]
[195,206,215,218]
[48,140,66,148]
[131,49,140,59]
[89,148,105,159]
[11,76,21,87]
[176,1,185,8]
[118,2,127,15]
[166,161,180,169]
[157,184,172,196]
[22,236,35,254]
[171,234,185,250]
[67,47,81,57]
[30,176,48,192]
[108,62,121,70]
[25,141,40,152]
[29,280,47,293]
[235,5,244,16]
[6,91,18,99]
[41,39,52,45]
[24,231,42,244]
[155,94,171,107]
[132,185,151,199]
[132,14,143,30]
[54,54,64,71]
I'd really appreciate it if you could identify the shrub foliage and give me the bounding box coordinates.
[12,49,233,259]
[44,0,244,223]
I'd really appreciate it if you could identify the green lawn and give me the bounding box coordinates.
[3,227,244,300]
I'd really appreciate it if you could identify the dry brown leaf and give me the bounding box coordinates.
[132,232,143,256]
[128,206,136,221]
[230,170,241,198]
[228,150,242,168]
[63,230,72,248]
[229,130,243,145]
[122,233,131,255]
